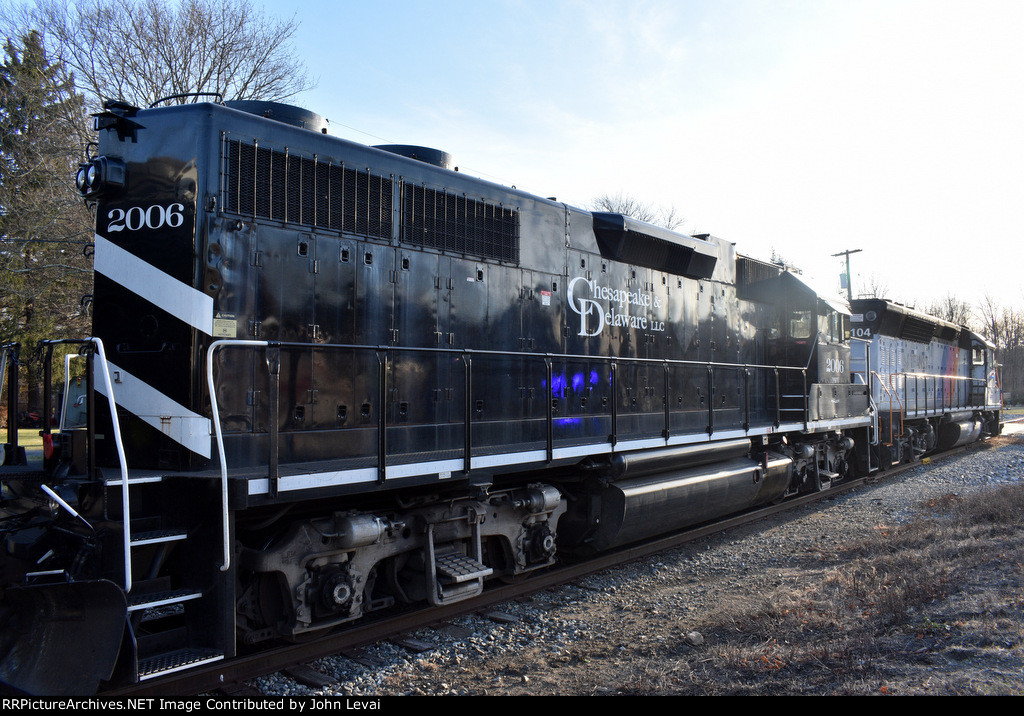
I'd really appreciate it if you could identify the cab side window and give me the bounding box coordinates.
[790,311,812,339]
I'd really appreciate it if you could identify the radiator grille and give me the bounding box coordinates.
[736,255,782,287]
[401,183,519,264]
[224,139,520,264]
[224,139,393,240]
[900,315,937,344]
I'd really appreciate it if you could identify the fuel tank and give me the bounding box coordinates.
[937,419,982,450]
[565,449,793,553]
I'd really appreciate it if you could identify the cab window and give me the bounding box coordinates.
[790,311,813,339]
[817,309,842,342]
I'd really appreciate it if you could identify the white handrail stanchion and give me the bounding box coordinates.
[206,339,269,573]
[89,338,132,592]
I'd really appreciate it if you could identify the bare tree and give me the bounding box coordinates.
[976,295,1024,403]
[590,192,686,231]
[979,294,1003,343]
[859,273,889,299]
[1004,307,1024,403]
[927,293,974,328]
[27,0,315,111]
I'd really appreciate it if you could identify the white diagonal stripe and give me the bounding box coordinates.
[94,361,212,458]
[94,234,213,335]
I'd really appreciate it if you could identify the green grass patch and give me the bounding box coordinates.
[16,429,43,450]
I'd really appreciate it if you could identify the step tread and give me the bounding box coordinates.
[435,552,493,584]
[131,529,187,545]
[127,588,203,611]
[138,648,224,680]
[104,475,166,486]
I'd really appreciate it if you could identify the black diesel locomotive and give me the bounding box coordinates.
[0,99,1003,694]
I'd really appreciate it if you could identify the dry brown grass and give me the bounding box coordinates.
[678,483,1024,695]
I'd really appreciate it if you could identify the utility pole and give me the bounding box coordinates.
[832,249,862,301]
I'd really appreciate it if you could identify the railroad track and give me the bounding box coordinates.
[104,442,982,697]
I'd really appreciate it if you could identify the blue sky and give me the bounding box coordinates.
[202,1,1024,310]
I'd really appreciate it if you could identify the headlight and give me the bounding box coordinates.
[75,156,126,198]
[75,165,89,192]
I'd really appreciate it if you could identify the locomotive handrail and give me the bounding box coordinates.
[801,340,820,432]
[206,338,811,374]
[803,368,810,432]
[0,343,10,387]
[149,92,224,108]
[1,343,17,462]
[871,369,996,451]
[39,338,132,590]
[206,339,270,573]
[887,372,906,442]
[850,338,878,449]
[995,365,1004,409]
[804,336,820,370]
[900,371,979,379]
[773,368,781,427]
[875,371,987,411]
[895,371,985,415]
[870,371,898,445]
[205,339,841,507]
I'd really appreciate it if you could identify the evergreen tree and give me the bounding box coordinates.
[0,30,92,418]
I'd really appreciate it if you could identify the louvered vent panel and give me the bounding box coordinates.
[401,183,519,264]
[900,316,936,344]
[224,138,392,241]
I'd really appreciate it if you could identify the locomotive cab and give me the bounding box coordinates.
[966,330,1003,438]
[742,271,863,407]
[739,270,870,489]
[781,298,850,383]
[969,331,1002,422]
